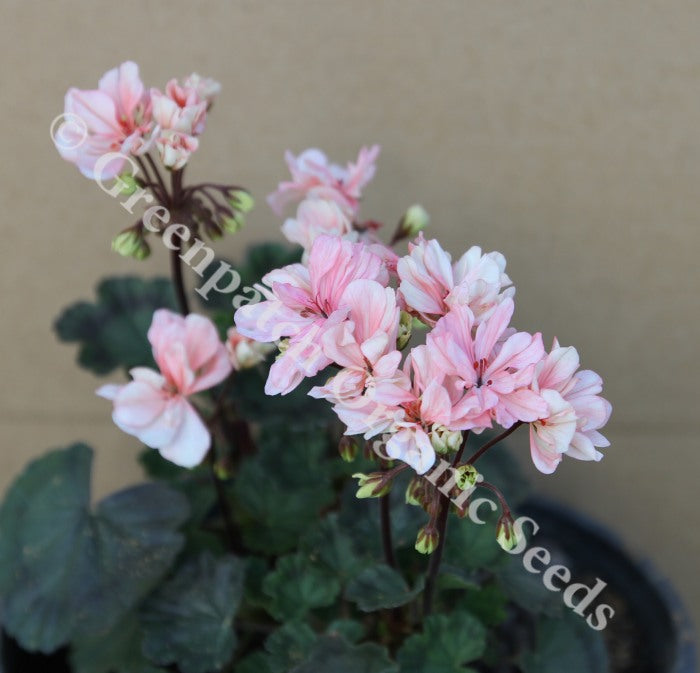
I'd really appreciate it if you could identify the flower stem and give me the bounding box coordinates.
[379,495,396,568]
[463,421,523,466]
[170,247,190,315]
[421,491,450,617]
[421,431,470,617]
[207,441,242,554]
[167,168,190,315]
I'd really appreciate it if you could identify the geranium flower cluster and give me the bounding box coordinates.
[236,147,612,477]
[54,61,219,179]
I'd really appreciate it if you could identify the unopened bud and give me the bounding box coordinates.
[228,189,255,214]
[116,172,140,196]
[400,204,429,238]
[111,227,150,260]
[213,459,233,480]
[397,311,413,350]
[430,425,463,455]
[338,436,360,463]
[454,464,480,491]
[352,472,391,499]
[277,338,290,356]
[415,525,440,554]
[222,213,244,234]
[496,514,518,552]
[405,477,424,506]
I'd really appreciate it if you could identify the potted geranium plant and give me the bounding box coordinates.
[0,61,694,673]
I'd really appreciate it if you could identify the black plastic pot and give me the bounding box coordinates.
[519,498,696,673]
[1,499,695,673]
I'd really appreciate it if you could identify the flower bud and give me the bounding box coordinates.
[496,514,518,552]
[397,311,413,350]
[430,425,463,455]
[111,227,150,260]
[454,464,480,491]
[213,458,233,480]
[415,525,440,554]
[228,189,255,214]
[400,204,429,238]
[405,477,424,506]
[338,436,360,463]
[222,213,244,234]
[116,172,140,196]
[352,472,391,499]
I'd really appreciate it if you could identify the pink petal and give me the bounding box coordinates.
[157,399,210,468]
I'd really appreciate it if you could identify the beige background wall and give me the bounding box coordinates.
[2,0,699,636]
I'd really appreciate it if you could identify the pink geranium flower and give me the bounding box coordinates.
[97,309,231,468]
[310,278,405,406]
[234,235,389,395]
[267,145,380,217]
[428,299,547,431]
[54,61,154,179]
[528,339,612,473]
[397,235,514,326]
[281,198,357,254]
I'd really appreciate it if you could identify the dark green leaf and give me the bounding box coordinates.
[496,555,563,616]
[520,613,609,673]
[345,564,423,612]
[291,635,398,673]
[443,512,506,571]
[454,583,509,626]
[265,622,317,673]
[396,611,486,673]
[325,619,365,644]
[71,612,163,673]
[0,444,188,653]
[299,513,363,579]
[54,276,176,375]
[141,552,246,673]
[233,652,274,673]
[232,423,335,554]
[262,554,341,621]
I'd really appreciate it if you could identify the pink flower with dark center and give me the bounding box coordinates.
[428,300,547,432]
[55,61,154,179]
[234,235,389,395]
[310,279,405,408]
[97,309,231,468]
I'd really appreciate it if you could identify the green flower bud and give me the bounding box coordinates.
[111,227,150,260]
[400,204,429,238]
[228,189,255,214]
[352,472,391,499]
[496,514,518,552]
[116,172,139,196]
[430,425,463,455]
[222,213,244,234]
[415,525,440,555]
[338,436,360,463]
[454,464,480,491]
[405,477,424,506]
[412,317,428,331]
[397,311,413,350]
